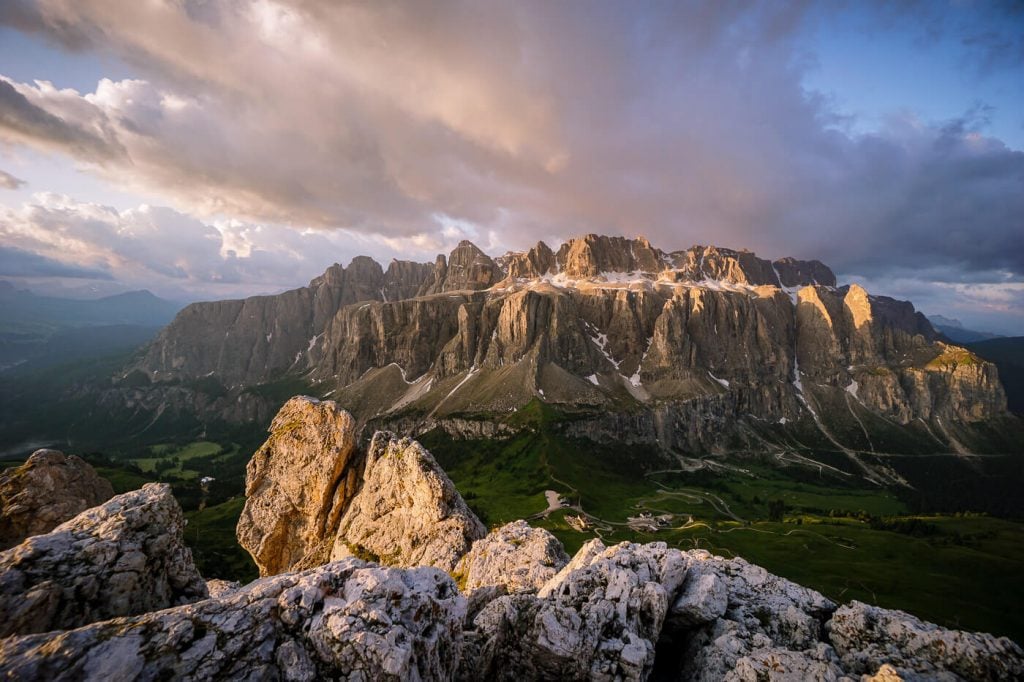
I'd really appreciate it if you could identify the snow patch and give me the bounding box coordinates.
[708,371,730,388]
[846,379,859,398]
[586,374,599,386]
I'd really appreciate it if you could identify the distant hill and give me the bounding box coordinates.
[968,337,1024,414]
[0,283,183,371]
[928,314,1003,343]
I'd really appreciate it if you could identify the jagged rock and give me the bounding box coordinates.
[828,601,1024,681]
[0,483,206,637]
[461,540,686,681]
[425,240,500,293]
[237,396,361,576]
[453,520,569,593]
[502,241,557,279]
[668,566,728,626]
[0,449,113,549]
[0,559,465,682]
[330,431,486,571]
[673,550,837,681]
[773,256,837,287]
[556,234,664,278]
[109,233,1008,467]
[205,579,241,598]
[725,644,847,681]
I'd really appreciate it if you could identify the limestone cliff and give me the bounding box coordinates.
[120,234,1008,464]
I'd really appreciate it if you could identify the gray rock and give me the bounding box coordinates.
[672,550,836,681]
[205,579,241,598]
[0,482,207,637]
[725,644,847,681]
[0,449,114,549]
[828,601,1024,681]
[453,520,569,594]
[462,541,686,681]
[0,559,465,682]
[669,566,728,626]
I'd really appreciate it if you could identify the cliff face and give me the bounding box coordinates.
[123,234,1007,459]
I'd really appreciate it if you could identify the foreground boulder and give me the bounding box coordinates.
[330,431,486,572]
[238,399,486,576]
[829,601,1024,681]
[0,559,465,681]
[453,520,569,594]
[237,396,362,576]
[0,449,114,549]
[461,540,686,680]
[0,483,207,637]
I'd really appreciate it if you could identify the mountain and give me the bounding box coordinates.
[928,314,1004,343]
[96,233,1015,489]
[0,284,184,371]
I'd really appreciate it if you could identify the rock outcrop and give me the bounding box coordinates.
[462,540,687,681]
[0,449,113,549]
[0,559,465,682]
[329,431,486,572]
[237,396,361,576]
[828,601,1024,681]
[238,400,486,576]
[0,453,1020,681]
[453,520,569,594]
[0,483,206,637]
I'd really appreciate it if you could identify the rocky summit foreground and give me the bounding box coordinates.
[1,399,1021,680]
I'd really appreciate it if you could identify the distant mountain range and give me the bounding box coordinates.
[67,234,1013,489]
[927,314,1004,344]
[0,282,183,372]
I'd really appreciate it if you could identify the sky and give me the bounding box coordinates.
[0,1,1021,334]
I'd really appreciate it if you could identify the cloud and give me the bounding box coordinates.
[0,78,121,161]
[0,192,448,299]
[0,244,113,279]
[0,169,25,189]
[0,1,1019,303]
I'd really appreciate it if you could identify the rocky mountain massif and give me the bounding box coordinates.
[110,235,1009,477]
[0,398,1020,680]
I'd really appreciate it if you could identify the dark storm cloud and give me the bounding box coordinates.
[0,245,113,279]
[0,0,1019,292]
[0,78,120,161]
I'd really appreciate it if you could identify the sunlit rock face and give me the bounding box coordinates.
[0,483,207,637]
[121,234,1007,460]
[238,398,485,576]
[0,449,114,549]
[328,431,486,572]
[236,396,362,576]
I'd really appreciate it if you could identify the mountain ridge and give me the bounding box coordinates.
[96,233,1015,493]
